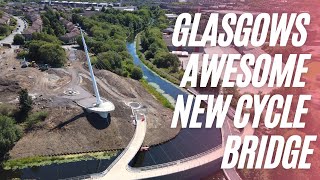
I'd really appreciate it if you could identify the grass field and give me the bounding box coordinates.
[3,151,118,170]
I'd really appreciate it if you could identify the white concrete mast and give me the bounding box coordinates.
[81,29,102,105]
[80,29,115,118]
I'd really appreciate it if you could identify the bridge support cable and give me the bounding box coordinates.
[168,135,187,159]
[147,151,157,165]
[183,128,211,154]
[158,143,173,162]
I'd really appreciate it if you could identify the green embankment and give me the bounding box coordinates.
[135,33,181,86]
[4,151,118,170]
[140,79,174,110]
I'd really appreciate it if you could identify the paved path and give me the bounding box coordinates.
[222,117,243,180]
[0,16,27,45]
[224,168,242,180]
[90,112,147,179]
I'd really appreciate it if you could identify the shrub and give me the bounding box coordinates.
[13,34,25,45]
[18,89,32,122]
[26,111,48,130]
[0,115,21,156]
[130,67,143,80]
[0,104,16,117]
[19,89,32,114]
[17,50,28,59]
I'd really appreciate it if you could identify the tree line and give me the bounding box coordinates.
[140,27,180,73]
[15,32,66,67]
[72,7,157,80]
[41,8,66,37]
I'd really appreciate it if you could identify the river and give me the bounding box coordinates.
[0,42,222,179]
[127,42,222,168]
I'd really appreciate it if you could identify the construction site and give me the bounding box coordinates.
[0,45,180,160]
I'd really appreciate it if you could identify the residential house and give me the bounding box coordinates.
[59,29,80,44]
[22,13,43,40]
[59,17,80,44]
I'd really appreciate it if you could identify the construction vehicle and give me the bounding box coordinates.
[140,147,150,151]
[39,64,49,71]
[2,43,11,48]
[21,61,29,68]
[29,61,37,68]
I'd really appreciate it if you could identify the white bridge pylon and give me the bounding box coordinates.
[80,29,115,118]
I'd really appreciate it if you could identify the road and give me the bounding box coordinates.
[0,16,27,45]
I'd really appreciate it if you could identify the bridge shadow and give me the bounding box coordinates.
[51,109,111,130]
[52,112,86,130]
[85,111,111,130]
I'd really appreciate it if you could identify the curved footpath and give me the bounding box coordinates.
[90,112,147,179]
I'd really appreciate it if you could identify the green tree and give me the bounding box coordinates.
[19,89,33,116]
[32,32,61,44]
[101,6,106,12]
[41,8,66,37]
[153,52,180,72]
[27,40,47,61]
[13,34,25,45]
[9,17,17,27]
[38,43,66,67]
[72,8,84,14]
[72,7,157,80]
[0,25,11,36]
[0,115,21,156]
[130,67,143,80]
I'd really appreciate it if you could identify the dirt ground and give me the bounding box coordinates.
[0,47,180,159]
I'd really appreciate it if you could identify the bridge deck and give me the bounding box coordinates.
[83,87,254,180]
[87,115,253,179]
[89,112,147,179]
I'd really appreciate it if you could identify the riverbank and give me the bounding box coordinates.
[3,151,118,170]
[135,33,182,86]
[140,79,174,110]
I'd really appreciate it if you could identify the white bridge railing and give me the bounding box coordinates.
[129,144,223,172]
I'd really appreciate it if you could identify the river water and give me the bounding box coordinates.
[0,42,222,179]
